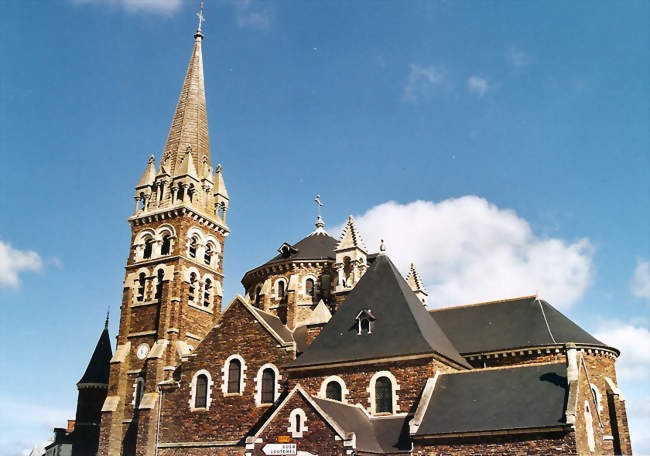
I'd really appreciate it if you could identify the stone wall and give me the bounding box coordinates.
[157,298,295,444]
[413,431,577,455]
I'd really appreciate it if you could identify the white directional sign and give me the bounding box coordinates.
[262,443,297,455]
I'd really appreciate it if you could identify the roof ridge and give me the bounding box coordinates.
[429,295,537,312]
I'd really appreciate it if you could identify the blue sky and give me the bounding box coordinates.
[0,0,648,454]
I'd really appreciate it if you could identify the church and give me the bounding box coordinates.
[56,18,633,456]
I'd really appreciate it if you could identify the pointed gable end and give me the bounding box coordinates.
[287,255,470,369]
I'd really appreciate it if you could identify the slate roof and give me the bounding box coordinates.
[416,363,570,436]
[78,327,113,384]
[245,301,294,345]
[263,231,338,266]
[288,254,470,369]
[430,297,610,354]
[313,398,411,454]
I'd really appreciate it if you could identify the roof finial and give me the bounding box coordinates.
[195,2,205,40]
[379,239,386,254]
[104,308,110,329]
[313,194,326,233]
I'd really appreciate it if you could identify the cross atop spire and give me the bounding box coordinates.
[312,194,326,233]
[196,2,206,32]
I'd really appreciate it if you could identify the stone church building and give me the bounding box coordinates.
[60,21,633,456]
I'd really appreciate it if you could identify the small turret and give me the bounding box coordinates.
[133,156,156,215]
[213,164,229,222]
[406,262,428,306]
[335,216,368,291]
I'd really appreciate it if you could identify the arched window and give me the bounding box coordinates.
[277,280,285,298]
[188,272,197,302]
[288,408,308,438]
[195,374,208,408]
[143,238,154,259]
[136,272,146,302]
[228,359,242,393]
[305,278,314,296]
[188,237,198,258]
[161,234,171,256]
[261,368,276,404]
[255,286,262,306]
[375,376,393,413]
[204,244,213,265]
[134,377,144,408]
[203,278,212,307]
[326,381,342,401]
[154,269,164,299]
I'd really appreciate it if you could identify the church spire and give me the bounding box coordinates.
[161,19,210,179]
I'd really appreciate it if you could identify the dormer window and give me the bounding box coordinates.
[277,242,298,259]
[355,309,375,335]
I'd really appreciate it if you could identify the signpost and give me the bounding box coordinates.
[262,443,297,455]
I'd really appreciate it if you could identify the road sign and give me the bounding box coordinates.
[262,443,297,455]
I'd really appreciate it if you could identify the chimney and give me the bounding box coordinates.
[566,343,578,383]
[67,420,75,433]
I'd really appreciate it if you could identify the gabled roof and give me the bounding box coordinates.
[78,326,113,385]
[430,296,610,354]
[288,254,470,369]
[227,296,294,347]
[262,231,338,266]
[251,384,410,454]
[415,363,570,436]
[313,398,411,454]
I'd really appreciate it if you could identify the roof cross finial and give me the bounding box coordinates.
[196,2,206,31]
[312,194,326,233]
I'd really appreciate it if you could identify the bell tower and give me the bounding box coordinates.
[98,18,229,456]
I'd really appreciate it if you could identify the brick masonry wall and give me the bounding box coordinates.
[249,391,349,456]
[158,447,244,456]
[573,352,632,455]
[413,431,577,455]
[289,357,458,415]
[158,298,295,444]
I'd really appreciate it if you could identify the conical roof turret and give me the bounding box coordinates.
[136,155,156,189]
[77,320,113,385]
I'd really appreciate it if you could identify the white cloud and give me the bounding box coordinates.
[227,0,272,30]
[402,64,448,103]
[631,258,650,304]
[334,197,594,309]
[71,0,181,14]
[0,241,42,288]
[594,322,650,381]
[506,46,529,68]
[467,75,490,96]
[0,395,73,456]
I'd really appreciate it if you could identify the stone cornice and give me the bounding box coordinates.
[464,343,619,360]
[129,205,229,235]
[241,259,335,286]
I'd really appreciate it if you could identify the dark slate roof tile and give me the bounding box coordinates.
[78,327,113,385]
[288,254,470,369]
[313,398,411,453]
[264,232,338,266]
[416,363,569,436]
[430,297,607,354]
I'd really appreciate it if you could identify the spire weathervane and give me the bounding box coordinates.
[314,194,323,218]
[196,2,206,31]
